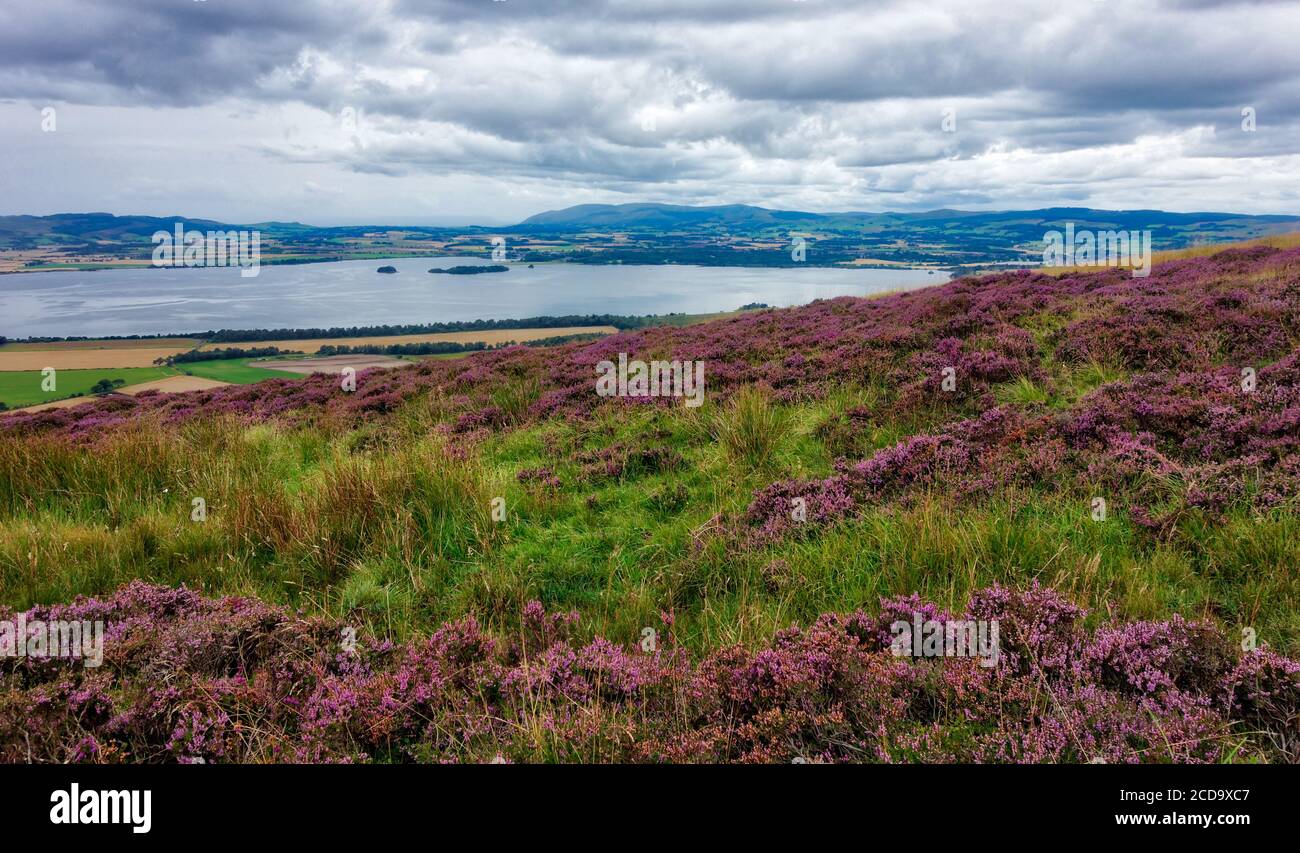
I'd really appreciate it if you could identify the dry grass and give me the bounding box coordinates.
[1149,230,1300,261]
[1043,230,1300,277]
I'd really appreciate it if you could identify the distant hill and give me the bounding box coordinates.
[518,203,823,229]
[4,205,1299,272]
[517,202,1300,235]
[0,213,320,251]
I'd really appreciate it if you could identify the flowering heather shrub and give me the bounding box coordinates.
[574,443,684,483]
[745,406,1040,542]
[516,466,562,491]
[744,345,1300,540]
[2,581,1295,763]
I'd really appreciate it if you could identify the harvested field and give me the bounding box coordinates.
[5,396,98,414]
[119,375,231,395]
[260,354,413,375]
[0,347,193,370]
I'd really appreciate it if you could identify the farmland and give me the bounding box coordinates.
[0,367,173,409]
[0,325,617,409]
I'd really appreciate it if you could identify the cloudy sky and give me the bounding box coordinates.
[2,0,1299,224]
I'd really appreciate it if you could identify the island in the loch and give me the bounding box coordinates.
[428,265,509,275]
[376,265,398,274]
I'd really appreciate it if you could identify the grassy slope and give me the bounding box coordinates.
[1,366,1295,659]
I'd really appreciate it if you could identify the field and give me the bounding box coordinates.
[118,376,232,395]
[0,338,198,352]
[0,346,194,371]
[1,242,1298,763]
[255,355,413,375]
[0,366,174,408]
[0,361,300,410]
[0,326,617,408]
[176,358,308,385]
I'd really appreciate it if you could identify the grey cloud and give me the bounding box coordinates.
[2,0,1299,218]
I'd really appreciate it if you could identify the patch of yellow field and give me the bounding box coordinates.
[838,258,934,267]
[201,326,617,354]
[119,376,231,395]
[259,355,411,375]
[0,250,156,273]
[4,396,98,414]
[0,348,193,371]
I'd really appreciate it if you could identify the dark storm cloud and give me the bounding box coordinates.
[0,0,380,103]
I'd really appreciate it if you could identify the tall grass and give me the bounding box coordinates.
[1,372,1297,656]
[706,385,794,469]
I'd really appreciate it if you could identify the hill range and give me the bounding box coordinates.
[2,205,1298,272]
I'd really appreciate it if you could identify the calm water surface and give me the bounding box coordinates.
[0,258,947,338]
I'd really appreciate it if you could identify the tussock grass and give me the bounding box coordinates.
[706,385,795,469]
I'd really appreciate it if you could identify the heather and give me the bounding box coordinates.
[2,581,1295,763]
[2,243,1300,762]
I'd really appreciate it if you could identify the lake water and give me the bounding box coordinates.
[0,257,946,338]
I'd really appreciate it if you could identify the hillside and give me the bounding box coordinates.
[6,207,1300,272]
[519,201,1300,237]
[2,242,1298,763]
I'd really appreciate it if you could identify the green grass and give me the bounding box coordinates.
[0,358,306,408]
[1,390,1295,659]
[178,357,305,383]
[0,367,173,408]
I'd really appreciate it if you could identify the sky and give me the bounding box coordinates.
[2,0,1299,225]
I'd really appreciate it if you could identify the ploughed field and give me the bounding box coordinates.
[1,243,1298,763]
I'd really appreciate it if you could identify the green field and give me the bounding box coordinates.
[177,357,305,384]
[0,358,303,409]
[0,367,173,408]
